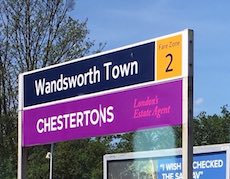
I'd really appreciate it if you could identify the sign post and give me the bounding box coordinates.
[49,143,54,179]
[18,74,27,179]
[183,30,194,179]
[18,29,193,178]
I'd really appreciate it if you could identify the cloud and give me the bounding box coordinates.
[195,97,204,106]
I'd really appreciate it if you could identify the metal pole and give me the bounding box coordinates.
[182,29,194,179]
[187,29,194,179]
[18,110,23,179]
[49,143,54,179]
[18,74,27,179]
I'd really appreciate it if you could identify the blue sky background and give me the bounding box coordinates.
[71,0,230,116]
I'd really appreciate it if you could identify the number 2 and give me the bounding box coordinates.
[165,53,173,72]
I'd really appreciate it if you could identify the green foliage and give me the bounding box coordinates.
[52,139,108,179]
[0,115,17,179]
[193,105,230,146]
[27,145,50,178]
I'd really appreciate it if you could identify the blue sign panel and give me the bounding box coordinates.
[157,152,226,179]
[106,151,227,179]
[24,42,155,107]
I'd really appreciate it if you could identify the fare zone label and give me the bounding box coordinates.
[156,35,182,80]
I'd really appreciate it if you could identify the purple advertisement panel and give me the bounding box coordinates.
[23,80,182,146]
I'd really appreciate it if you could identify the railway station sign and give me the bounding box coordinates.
[19,29,192,147]
[18,29,194,179]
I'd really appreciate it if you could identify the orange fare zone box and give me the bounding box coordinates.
[156,35,182,80]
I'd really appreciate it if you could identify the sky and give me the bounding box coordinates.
[71,0,230,116]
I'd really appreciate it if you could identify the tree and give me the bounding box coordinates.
[193,105,230,146]
[53,138,109,179]
[0,0,96,178]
